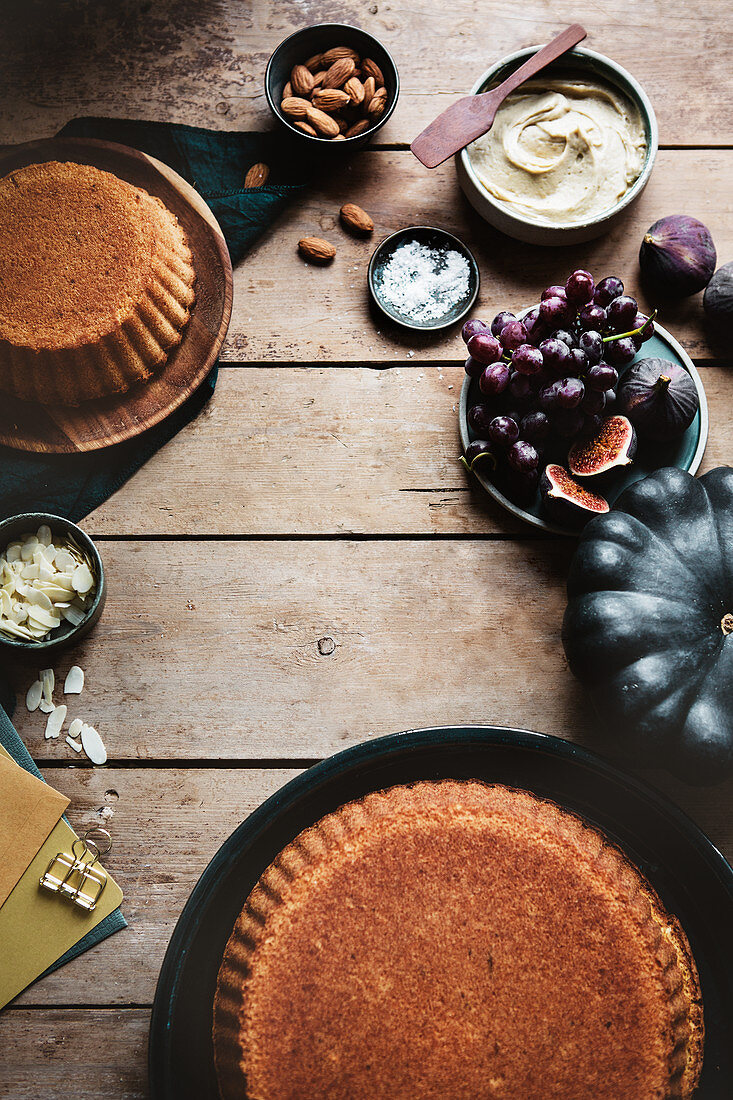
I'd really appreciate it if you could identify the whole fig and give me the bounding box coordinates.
[616,357,699,441]
[704,261,733,334]
[639,215,716,298]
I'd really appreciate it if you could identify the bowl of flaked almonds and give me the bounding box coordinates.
[0,513,106,656]
[265,23,399,149]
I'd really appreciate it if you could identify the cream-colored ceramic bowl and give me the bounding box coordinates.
[456,46,658,246]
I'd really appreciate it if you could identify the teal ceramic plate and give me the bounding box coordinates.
[459,319,708,535]
[149,727,733,1099]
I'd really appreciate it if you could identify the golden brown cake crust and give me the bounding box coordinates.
[0,160,196,405]
[213,781,703,1100]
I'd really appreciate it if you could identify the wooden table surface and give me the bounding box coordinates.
[1,2,732,1095]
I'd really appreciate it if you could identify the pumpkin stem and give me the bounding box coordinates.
[721,613,733,636]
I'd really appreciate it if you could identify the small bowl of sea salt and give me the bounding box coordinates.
[368,226,479,331]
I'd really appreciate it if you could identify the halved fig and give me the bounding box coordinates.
[540,464,610,526]
[568,415,637,478]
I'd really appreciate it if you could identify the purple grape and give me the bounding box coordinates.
[539,382,560,411]
[512,343,544,375]
[565,269,595,305]
[479,361,511,396]
[467,403,494,435]
[464,355,485,379]
[578,330,603,365]
[499,320,528,351]
[569,347,588,373]
[577,303,607,331]
[464,439,495,468]
[522,306,546,346]
[508,439,539,473]
[488,415,519,448]
[633,312,655,342]
[490,310,516,336]
[467,331,502,364]
[529,368,554,392]
[607,295,638,331]
[541,284,568,303]
[520,410,550,446]
[593,276,624,307]
[552,407,585,438]
[605,337,637,366]
[586,362,618,391]
[605,388,618,414]
[539,337,571,374]
[580,388,607,415]
[461,318,489,344]
[507,466,539,501]
[555,376,585,409]
[552,329,576,348]
[539,295,569,327]
[509,371,533,403]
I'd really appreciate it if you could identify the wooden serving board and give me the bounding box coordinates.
[0,137,233,453]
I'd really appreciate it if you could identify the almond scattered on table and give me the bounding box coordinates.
[244,162,269,188]
[340,203,374,236]
[298,237,336,265]
[280,44,388,141]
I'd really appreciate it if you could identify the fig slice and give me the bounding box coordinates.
[568,415,637,478]
[540,464,610,526]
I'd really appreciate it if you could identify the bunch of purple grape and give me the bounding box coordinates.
[463,269,655,501]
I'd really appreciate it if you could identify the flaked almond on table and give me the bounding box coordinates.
[280,44,388,142]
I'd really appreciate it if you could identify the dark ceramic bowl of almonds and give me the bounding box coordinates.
[265,23,399,150]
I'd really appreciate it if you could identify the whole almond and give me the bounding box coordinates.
[340,202,374,235]
[312,87,350,112]
[345,118,370,138]
[321,45,360,66]
[298,237,336,264]
[323,57,355,89]
[244,162,269,188]
[362,76,376,110]
[312,70,326,88]
[306,106,341,137]
[337,116,349,133]
[290,64,314,96]
[293,120,318,136]
[282,80,293,100]
[367,86,388,119]
[281,96,311,119]
[362,58,384,87]
[304,52,323,73]
[344,76,365,105]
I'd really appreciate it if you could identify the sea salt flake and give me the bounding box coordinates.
[375,239,471,323]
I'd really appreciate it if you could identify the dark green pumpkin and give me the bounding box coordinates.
[562,466,733,784]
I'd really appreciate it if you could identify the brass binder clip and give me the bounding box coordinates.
[39,827,112,912]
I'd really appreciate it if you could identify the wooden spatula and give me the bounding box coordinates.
[411,24,587,169]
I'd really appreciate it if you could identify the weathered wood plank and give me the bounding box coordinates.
[85,365,731,536]
[0,1009,149,1099]
[0,1,730,147]
[8,766,733,1007]
[223,150,731,363]
[10,538,588,760]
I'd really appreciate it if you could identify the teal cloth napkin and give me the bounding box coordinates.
[0,118,310,980]
[0,116,310,521]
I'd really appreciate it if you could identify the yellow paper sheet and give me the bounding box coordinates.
[0,745,123,1009]
[0,752,69,907]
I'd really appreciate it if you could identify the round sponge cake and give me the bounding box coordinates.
[213,781,703,1100]
[0,160,196,405]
